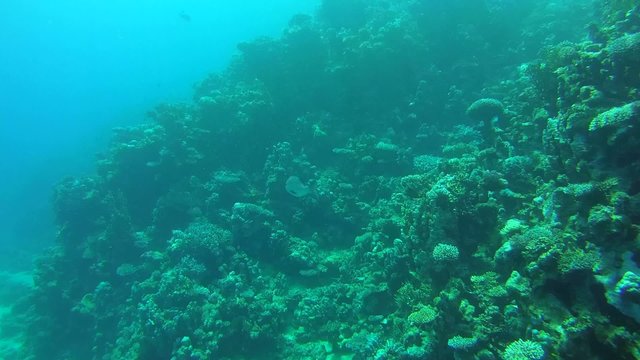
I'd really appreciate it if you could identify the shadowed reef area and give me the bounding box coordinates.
[3,0,640,359]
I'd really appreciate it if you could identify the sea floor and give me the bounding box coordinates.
[0,270,32,359]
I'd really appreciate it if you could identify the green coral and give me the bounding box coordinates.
[471,272,508,300]
[432,243,460,263]
[589,101,640,132]
[408,305,438,325]
[466,98,505,122]
[557,246,600,274]
[447,335,478,350]
[505,271,532,297]
[502,339,544,360]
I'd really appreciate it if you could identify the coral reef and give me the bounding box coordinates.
[5,0,640,359]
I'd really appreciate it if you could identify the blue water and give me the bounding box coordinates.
[0,0,319,268]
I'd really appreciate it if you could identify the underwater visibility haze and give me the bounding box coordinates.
[0,0,319,268]
[2,0,640,359]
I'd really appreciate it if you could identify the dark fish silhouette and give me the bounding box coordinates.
[179,11,191,22]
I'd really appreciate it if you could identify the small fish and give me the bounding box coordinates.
[179,11,191,22]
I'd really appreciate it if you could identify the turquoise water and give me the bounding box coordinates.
[0,0,319,269]
[2,0,640,359]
